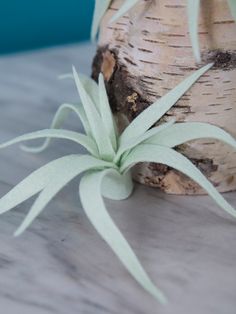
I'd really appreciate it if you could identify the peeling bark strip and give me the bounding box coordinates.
[92,46,151,121]
[93,0,236,195]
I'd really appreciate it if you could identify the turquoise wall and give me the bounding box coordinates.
[0,0,94,54]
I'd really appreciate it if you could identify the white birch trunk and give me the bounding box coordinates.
[92,0,236,194]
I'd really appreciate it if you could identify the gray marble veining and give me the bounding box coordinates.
[0,42,236,314]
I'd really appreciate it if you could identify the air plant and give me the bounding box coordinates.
[1,62,236,303]
[91,0,236,62]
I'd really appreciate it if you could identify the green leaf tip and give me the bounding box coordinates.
[21,103,92,153]
[80,169,167,304]
[119,63,213,146]
[91,0,112,41]
[187,0,201,63]
[72,66,115,161]
[120,144,236,219]
[228,0,236,21]
[109,0,140,24]
[1,63,236,303]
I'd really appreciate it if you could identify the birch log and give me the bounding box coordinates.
[92,0,236,195]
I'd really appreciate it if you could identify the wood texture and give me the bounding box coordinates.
[95,0,236,194]
[0,43,236,314]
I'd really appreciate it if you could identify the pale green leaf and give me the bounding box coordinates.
[59,73,100,112]
[121,144,236,218]
[72,66,115,161]
[115,120,175,163]
[58,73,73,80]
[15,155,113,236]
[0,155,78,215]
[101,170,133,200]
[21,103,91,153]
[146,122,236,149]
[78,73,100,111]
[119,63,213,146]
[228,0,236,20]
[110,0,140,23]
[98,73,118,150]
[187,0,201,62]
[79,169,167,304]
[91,0,112,41]
[0,129,98,157]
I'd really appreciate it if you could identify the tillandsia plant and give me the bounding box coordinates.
[91,0,236,61]
[1,63,236,303]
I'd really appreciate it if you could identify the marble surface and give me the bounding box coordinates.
[0,43,236,314]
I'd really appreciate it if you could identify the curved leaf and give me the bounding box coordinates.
[59,73,100,112]
[91,0,112,41]
[98,73,118,151]
[115,120,175,163]
[15,155,114,236]
[101,170,133,200]
[228,0,236,20]
[73,67,115,161]
[0,129,98,157]
[110,0,140,23]
[79,169,167,304]
[146,122,236,150]
[119,63,213,146]
[0,155,78,215]
[21,103,91,153]
[120,144,236,218]
[187,0,201,62]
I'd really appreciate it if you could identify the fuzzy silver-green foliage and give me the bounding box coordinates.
[91,0,112,41]
[188,0,236,62]
[91,0,236,61]
[1,63,236,303]
[228,0,236,20]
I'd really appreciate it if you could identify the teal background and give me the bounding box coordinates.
[0,0,94,54]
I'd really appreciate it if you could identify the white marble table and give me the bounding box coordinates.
[0,43,236,314]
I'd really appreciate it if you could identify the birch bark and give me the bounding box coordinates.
[92,0,236,194]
